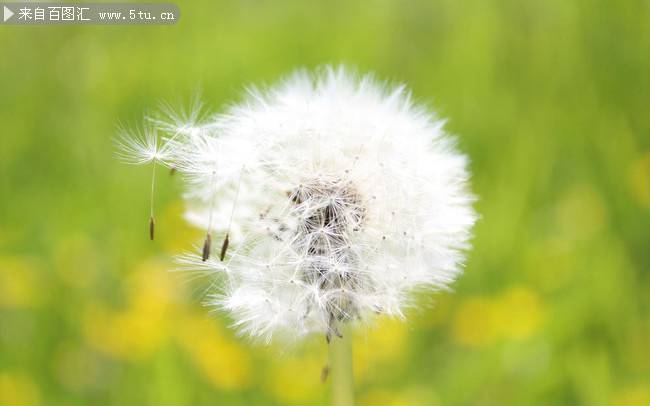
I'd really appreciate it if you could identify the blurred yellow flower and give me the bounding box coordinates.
[263,351,325,404]
[176,314,252,391]
[354,317,409,382]
[83,302,170,361]
[453,286,545,347]
[610,385,650,406]
[0,256,40,308]
[452,296,497,347]
[0,372,40,406]
[82,261,178,360]
[494,287,545,340]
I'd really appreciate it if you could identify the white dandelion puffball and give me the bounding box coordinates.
[122,67,476,343]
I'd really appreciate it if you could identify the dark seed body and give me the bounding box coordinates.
[320,365,330,383]
[149,216,155,241]
[202,233,212,262]
[220,233,230,261]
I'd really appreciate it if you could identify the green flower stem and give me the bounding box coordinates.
[329,323,354,406]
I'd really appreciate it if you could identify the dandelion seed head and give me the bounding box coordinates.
[122,66,477,343]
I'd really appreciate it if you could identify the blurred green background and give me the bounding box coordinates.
[1,0,649,404]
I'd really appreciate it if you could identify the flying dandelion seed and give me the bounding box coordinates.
[114,125,171,240]
[117,66,477,344]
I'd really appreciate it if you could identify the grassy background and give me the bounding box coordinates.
[1,0,649,404]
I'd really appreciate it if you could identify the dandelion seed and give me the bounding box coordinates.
[114,125,171,241]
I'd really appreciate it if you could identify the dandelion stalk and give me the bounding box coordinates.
[329,323,354,406]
